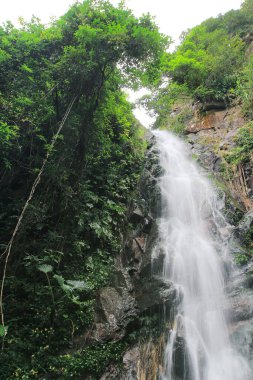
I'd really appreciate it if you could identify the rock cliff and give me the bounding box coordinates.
[185,104,253,371]
[98,104,253,379]
[186,105,253,211]
[97,136,174,379]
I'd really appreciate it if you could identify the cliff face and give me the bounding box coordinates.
[97,137,174,379]
[185,104,253,371]
[186,105,253,211]
[184,102,253,258]
[99,105,253,379]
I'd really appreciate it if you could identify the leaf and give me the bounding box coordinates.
[0,324,8,337]
[53,274,72,294]
[54,275,88,295]
[21,64,33,73]
[37,264,53,274]
[66,280,88,291]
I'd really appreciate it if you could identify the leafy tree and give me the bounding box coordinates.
[164,24,244,102]
[144,0,253,130]
[0,1,168,378]
[237,55,253,118]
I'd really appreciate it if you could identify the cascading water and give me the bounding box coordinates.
[154,130,252,380]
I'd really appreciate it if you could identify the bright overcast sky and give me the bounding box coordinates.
[0,0,243,43]
[0,0,244,126]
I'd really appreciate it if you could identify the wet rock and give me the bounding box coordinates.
[127,222,159,281]
[230,319,253,366]
[93,134,171,372]
[185,105,253,210]
[173,336,190,380]
[100,347,140,380]
[93,287,138,342]
[225,128,238,146]
[187,133,199,144]
[226,293,253,323]
[131,207,145,223]
[225,264,253,366]
[100,365,123,380]
[213,157,222,172]
[140,142,162,219]
[201,151,219,168]
[101,337,166,380]
[122,346,140,379]
[136,277,178,314]
[244,262,253,288]
[238,210,253,234]
[138,338,166,380]
[124,236,148,276]
[236,210,253,244]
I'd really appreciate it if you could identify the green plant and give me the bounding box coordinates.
[225,123,253,165]
[234,253,250,266]
[0,1,166,377]
[37,264,55,306]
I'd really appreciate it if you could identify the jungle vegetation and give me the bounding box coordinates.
[1,0,253,378]
[0,1,168,378]
[144,0,253,129]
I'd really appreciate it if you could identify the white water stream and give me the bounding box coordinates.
[154,131,252,380]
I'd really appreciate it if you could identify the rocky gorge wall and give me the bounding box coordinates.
[186,105,253,211]
[90,104,253,379]
[185,104,253,371]
[94,136,175,379]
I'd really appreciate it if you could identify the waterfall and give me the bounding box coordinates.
[154,131,252,380]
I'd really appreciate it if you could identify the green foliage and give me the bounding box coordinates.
[244,226,253,248]
[48,342,126,378]
[225,122,253,165]
[164,24,244,103]
[168,105,193,135]
[234,252,250,266]
[37,264,53,274]
[146,1,253,130]
[0,121,19,168]
[140,82,190,130]
[127,313,163,345]
[0,324,8,337]
[237,55,253,118]
[8,342,127,379]
[236,123,253,153]
[0,1,167,378]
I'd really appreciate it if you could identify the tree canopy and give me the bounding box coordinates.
[146,0,253,129]
[0,1,169,378]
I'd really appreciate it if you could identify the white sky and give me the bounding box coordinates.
[0,0,244,126]
[0,0,243,43]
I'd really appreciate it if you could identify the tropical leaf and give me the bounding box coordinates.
[66,280,88,291]
[37,264,53,274]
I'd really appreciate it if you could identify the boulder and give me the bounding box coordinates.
[136,277,179,314]
[93,287,138,342]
